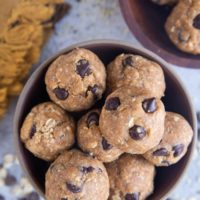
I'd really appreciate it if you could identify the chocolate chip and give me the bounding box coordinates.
[153,148,169,156]
[129,125,146,140]
[193,14,200,29]
[173,144,184,157]
[30,124,36,139]
[18,192,39,200]
[4,174,17,186]
[81,166,94,173]
[142,98,157,113]
[0,195,5,200]
[125,192,139,200]
[83,151,93,157]
[66,183,82,193]
[53,87,69,100]
[105,97,120,111]
[87,112,99,127]
[76,59,91,78]
[87,85,99,99]
[97,168,103,173]
[61,198,68,200]
[161,160,170,166]
[122,56,134,67]
[102,137,112,150]
[27,192,40,200]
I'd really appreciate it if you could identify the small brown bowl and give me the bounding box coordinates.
[14,40,197,200]
[119,0,200,69]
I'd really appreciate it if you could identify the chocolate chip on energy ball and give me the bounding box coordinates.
[122,56,134,67]
[105,97,121,111]
[81,166,94,173]
[153,148,169,156]
[87,85,99,99]
[129,125,146,140]
[53,87,69,100]
[4,174,17,186]
[142,98,157,113]
[102,137,112,150]
[66,183,82,193]
[161,160,170,166]
[61,198,68,200]
[30,124,36,139]
[83,151,93,157]
[193,14,200,29]
[87,112,99,127]
[76,59,91,78]
[173,144,184,157]
[125,192,139,200]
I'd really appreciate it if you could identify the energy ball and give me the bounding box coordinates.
[106,154,155,200]
[45,48,106,112]
[99,87,166,154]
[143,112,193,166]
[106,54,165,98]
[45,150,109,200]
[20,102,75,161]
[77,109,123,163]
[165,0,200,54]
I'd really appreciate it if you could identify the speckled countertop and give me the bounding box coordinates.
[0,0,200,200]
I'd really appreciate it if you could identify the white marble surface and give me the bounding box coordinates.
[0,0,200,199]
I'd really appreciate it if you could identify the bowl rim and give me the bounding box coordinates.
[13,39,197,199]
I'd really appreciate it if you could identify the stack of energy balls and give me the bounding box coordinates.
[20,48,194,200]
[151,0,200,55]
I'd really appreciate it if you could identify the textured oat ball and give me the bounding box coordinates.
[143,112,193,166]
[106,54,165,98]
[45,48,106,112]
[77,109,123,163]
[45,150,109,200]
[20,102,75,161]
[99,87,165,154]
[151,0,178,5]
[106,154,155,200]
[165,0,200,54]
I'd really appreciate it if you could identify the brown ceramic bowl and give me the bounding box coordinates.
[119,0,200,69]
[14,40,197,200]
